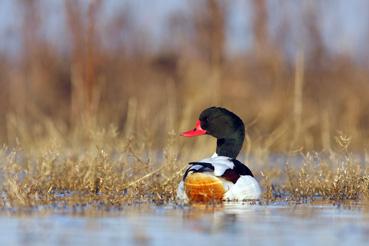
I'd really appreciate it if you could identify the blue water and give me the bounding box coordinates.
[0,203,368,245]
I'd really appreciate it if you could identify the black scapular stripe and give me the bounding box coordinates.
[183,159,254,183]
[183,162,214,180]
[221,159,254,184]
[230,159,254,177]
[221,169,240,183]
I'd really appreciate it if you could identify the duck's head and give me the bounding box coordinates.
[181,107,245,158]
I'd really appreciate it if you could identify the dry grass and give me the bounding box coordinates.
[1,112,369,210]
[0,123,183,208]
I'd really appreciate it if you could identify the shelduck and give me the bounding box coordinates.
[177,107,261,202]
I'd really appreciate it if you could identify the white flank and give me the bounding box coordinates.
[223,176,262,200]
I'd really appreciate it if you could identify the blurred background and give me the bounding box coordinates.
[0,0,369,150]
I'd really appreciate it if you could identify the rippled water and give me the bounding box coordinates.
[1,202,369,245]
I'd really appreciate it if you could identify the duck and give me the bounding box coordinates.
[177,107,261,202]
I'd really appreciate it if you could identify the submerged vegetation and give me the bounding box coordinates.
[1,1,369,209]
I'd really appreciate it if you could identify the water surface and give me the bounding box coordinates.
[1,202,369,245]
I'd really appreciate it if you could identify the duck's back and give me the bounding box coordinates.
[177,155,261,202]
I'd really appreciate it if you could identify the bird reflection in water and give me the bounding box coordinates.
[181,201,258,234]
